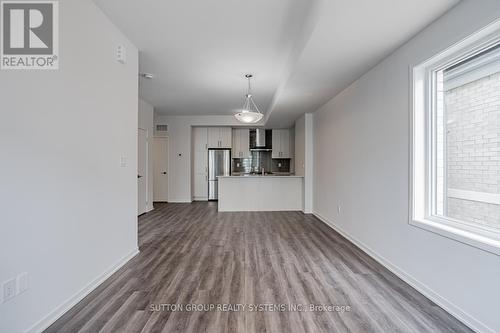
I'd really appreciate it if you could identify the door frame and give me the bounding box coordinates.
[138,127,149,215]
[153,136,169,202]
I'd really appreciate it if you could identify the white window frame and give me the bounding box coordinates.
[410,19,500,256]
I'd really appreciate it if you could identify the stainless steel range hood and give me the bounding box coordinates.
[250,129,272,151]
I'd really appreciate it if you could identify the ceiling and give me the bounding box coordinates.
[93,0,459,127]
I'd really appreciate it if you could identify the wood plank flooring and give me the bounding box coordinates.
[46,202,472,333]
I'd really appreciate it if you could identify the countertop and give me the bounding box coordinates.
[218,174,304,178]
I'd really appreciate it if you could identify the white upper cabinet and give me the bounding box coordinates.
[272,129,291,159]
[207,127,220,148]
[207,127,232,148]
[232,128,250,158]
[240,128,250,158]
[220,127,232,148]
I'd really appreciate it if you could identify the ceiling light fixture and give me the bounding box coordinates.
[234,74,263,124]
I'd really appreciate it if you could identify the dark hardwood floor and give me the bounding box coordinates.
[46,202,471,333]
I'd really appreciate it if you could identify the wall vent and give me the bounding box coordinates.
[156,124,168,132]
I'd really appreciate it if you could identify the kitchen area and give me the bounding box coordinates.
[192,127,304,211]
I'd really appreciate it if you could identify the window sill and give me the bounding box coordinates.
[410,217,500,256]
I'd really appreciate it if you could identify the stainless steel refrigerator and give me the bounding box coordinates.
[208,149,231,200]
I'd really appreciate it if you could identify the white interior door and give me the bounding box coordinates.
[138,128,148,215]
[153,137,169,202]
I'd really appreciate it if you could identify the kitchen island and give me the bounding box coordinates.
[218,175,304,212]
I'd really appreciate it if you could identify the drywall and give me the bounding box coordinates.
[0,1,139,332]
[313,1,500,332]
[295,113,314,213]
[139,98,154,212]
[295,116,305,177]
[154,115,246,202]
[304,114,314,214]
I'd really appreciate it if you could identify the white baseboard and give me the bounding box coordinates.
[313,212,493,333]
[168,199,192,203]
[26,248,140,333]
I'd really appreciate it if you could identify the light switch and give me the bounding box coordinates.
[2,279,16,302]
[17,273,28,294]
[120,157,128,167]
[117,45,126,64]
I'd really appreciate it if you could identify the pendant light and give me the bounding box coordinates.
[234,74,263,123]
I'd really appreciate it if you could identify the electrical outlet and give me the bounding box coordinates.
[120,156,127,167]
[3,279,16,303]
[17,273,28,294]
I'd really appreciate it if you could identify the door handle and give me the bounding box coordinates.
[162,172,167,175]
[137,175,143,178]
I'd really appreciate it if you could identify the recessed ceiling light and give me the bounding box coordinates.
[139,73,154,79]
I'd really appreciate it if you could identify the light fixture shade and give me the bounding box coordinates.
[234,110,263,123]
[235,74,263,123]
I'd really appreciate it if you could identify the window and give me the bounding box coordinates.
[411,20,500,255]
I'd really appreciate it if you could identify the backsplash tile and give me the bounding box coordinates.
[232,151,290,174]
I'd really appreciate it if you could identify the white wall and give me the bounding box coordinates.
[154,115,246,202]
[0,1,139,332]
[295,113,314,213]
[295,116,305,177]
[139,99,154,212]
[312,1,500,332]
